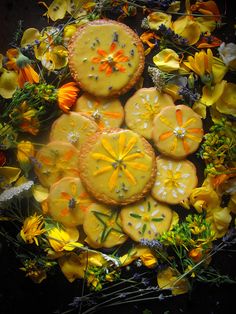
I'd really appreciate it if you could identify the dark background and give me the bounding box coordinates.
[0,1,236,313]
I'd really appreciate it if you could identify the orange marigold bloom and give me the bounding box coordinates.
[6,48,39,88]
[20,213,45,246]
[57,82,79,113]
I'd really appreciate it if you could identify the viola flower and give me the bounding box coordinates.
[147,11,172,30]
[57,82,79,113]
[47,227,82,253]
[6,48,39,88]
[20,213,46,246]
[91,42,129,76]
[153,48,180,72]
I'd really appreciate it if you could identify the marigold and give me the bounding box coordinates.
[57,82,79,113]
[20,213,45,246]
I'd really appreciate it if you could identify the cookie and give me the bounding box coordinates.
[47,177,94,227]
[68,19,145,97]
[124,87,175,139]
[152,105,203,159]
[78,128,156,205]
[34,141,80,187]
[49,112,98,150]
[83,203,128,248]
[151,156,198,204]
[75,93,124,129]
[120,195,173,242]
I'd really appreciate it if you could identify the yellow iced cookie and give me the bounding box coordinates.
[47,177,94,227]
[120,195,173,242]
[151,157,198,204]
[49,112,98,151]
[152,105,203,159]
[83,203,128,248]
[125,87,175,139]
[34,141,80,187]
[74,93,124,129]
[78,128,156,205]
[68,19,144,97]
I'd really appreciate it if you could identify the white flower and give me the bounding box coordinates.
[218,42,236,70]
[102,253,120,267]
[67,131,80,143]
[0,181,34,203]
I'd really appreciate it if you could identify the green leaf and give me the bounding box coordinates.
[130,213,141,219]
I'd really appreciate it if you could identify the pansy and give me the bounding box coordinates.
[157,267,189,295]
[147,12,172,30]
[153,48,180,72]
[218,42,236,71]
[215,82,236,117]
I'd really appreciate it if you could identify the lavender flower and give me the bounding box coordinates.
[0,181,34,203]
[179,86,200,105]
[158,24,188,46]
[140,238,163,249]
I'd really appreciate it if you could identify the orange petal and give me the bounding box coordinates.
[159,131,173,141]
[176,109,183,126]
[182,140,190,154]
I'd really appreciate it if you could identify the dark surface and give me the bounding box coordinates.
[0,1,236,313]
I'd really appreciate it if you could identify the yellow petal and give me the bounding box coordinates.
[0,167,21,188]
[153,49,180,72]
[212,57,228,84]
[200,80,227,107]
[215,82,236,117]
[20,28,40,47]
[192,102,207,119]
[173,16,201,45]
[44,0,67,21]
[195,16,217,33]
[108,167,119,191]
[32,184,49,202]
[157,267,189,295]
[147,12,172,30]
[0,70,18,99]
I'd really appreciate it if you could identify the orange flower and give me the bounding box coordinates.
[197,34,222,48]
[57,82,79,113]
[6,48,39,88]
[92,42,129,76]
[189,247,203,263]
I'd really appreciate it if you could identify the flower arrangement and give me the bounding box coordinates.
[0,0,236,313]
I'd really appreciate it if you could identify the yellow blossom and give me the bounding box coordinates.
[0,70,18,99]
[47,227,82,252]
[140,252,158,268]
[153,49,180,72]
[157,267,189,295]
[20,28,40,47]
[17,140,35,174]
[207,207,232,238]
[0,166,21,188]
[20,213,45,245]
[147,12,172,30]
[215,82,236,117]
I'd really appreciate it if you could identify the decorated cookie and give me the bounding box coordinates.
[120,195,173,242]
[152,105,203,159]
[75,93,124,129]
[151,157,198,204]
[49,112,98,150]
[68,19,145,97]
[124,88,175,139]
[47,177,94,227]
[83,203,128,248]
[78,128,156,205]
[34,141,80,187]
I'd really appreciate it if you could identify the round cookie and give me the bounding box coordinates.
[152,105,203,159]
[78,128,156,205]
[125,88,175,139]
[75,93,124,129]
[47,177,94,227]
[83,203,128,248]
[34,141,80,187]
[49,112,98,150]
[68,19,145,97]
[120,195,173,242]
[151,157,198,204]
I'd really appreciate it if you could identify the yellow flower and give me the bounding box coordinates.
[190,186,220,213]
[153,49,180,72]
[47,227,83,252]
[119,246,152,266]
[140,252,158,268]
[198,80,227,107]
[215,82,236,117]
[20,28,40,47]
[59,252,106,282]
[147,12,172,30]
[207,207,232,238]
[63,24,77,45]
[17,141,35,174]
[183,49,213,84]
[0,166,21,188]
[41,45,68,71]
[20,213,45,245]
[157,267,189,295]
[188,247,203,263]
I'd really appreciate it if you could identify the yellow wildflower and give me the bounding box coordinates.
[157,267,189,295]
[20,213,45,245]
